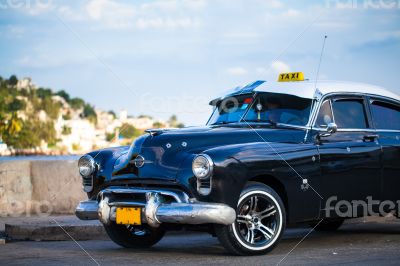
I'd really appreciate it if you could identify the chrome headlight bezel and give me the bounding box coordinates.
[192,154,214,180]
[78,155,96,177]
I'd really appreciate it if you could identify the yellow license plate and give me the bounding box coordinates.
[116,207,142,225]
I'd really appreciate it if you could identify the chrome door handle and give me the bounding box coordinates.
[363,134,379,142]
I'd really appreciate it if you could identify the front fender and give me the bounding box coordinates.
[198,141,321,222]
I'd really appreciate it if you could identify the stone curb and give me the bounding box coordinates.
[5,223,108,241]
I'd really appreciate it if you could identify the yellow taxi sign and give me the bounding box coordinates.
[278,72,305,82]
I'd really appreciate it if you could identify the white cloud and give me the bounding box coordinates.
[256,67,268,74]
[226,67,248,76]
[182,0,207,10]
[283,9,300,18]
[256,61,291,76]
[140,0,206,12]
[222,31,261,40]
[53,0,204,30]
[58,5,84,21]
[136,17,201,30]
[7,25,25,36]
[141,0,178,11]
[256,0,284,9]
[27,1,54,15]
[271,61,291,73]
[85,0,135,25]
[375,30,400,39]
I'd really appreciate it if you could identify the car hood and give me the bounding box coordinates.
[109,125,307,181]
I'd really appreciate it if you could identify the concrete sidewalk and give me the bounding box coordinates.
[0,215,107,242]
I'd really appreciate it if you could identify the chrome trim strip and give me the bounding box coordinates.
[102,188,189,203]
[312,127,378,132]
[336,128,377,132]
[274,123,310,130]
[375,129,400,133]
[108,201,146,207]
[368,94,400,105]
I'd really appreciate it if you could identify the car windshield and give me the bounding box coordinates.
[207,92,312,126]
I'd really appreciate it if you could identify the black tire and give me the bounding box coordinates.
[310,219,344,231]
[104,223,165,248]
[215,182,286,255]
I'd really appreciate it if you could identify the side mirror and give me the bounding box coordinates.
[319,123,337,137]
[326,122,337,134]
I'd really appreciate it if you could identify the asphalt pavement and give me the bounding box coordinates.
[1,218,400,266]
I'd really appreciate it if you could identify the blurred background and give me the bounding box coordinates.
[0,0,399,155]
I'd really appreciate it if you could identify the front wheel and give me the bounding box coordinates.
[104,223,165,248]
[215,182,286,255]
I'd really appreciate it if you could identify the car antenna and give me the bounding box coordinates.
[314,35,328,91]
[305,35,328,143]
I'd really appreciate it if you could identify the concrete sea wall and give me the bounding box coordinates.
[0,160,86,216]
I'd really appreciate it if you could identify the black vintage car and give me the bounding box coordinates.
[76,74,400,255]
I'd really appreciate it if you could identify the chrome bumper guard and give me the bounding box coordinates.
[75,188,236,227]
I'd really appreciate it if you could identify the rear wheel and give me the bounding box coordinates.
[215,182,286,255]
[104,223,165,248]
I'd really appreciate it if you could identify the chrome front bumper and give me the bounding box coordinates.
[75,188,236,227]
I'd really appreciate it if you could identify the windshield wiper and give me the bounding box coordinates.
[211,121,234,125]
[242,119,277,127]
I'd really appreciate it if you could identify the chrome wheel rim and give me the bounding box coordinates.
[232,190,283,251]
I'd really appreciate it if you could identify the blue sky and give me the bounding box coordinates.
[1,0,399,125]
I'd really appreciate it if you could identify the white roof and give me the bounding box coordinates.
[254,80,400,102]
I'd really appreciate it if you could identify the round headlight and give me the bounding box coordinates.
[192,154,213,179]
[78,155,96,177]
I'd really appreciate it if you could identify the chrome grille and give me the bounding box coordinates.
[82,175,93,192]
[197,179,212,196]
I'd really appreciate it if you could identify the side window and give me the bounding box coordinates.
[332,98,368,129]
[315,100,333,128]
[370,100,400,130]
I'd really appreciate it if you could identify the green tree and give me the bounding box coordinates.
[108,110,116,119]
[8,99,26,111]
[83,104,97,124]
[8,75,18,86]
[168,115,177,124]
[62,112,72,120]
[56,90,70,102]
[152,121,165,128]
[0,114,23,137]
[62,126,72,135]
[36,88,52,99]
[42,96,61,119]
[138,114,153,119]
[69,98,85,110]
[120,123,140,139]
[106,132,115,142]
[167,115,184,128]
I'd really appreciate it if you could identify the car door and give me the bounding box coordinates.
[314,95,381,217]
[369,98,400,202]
